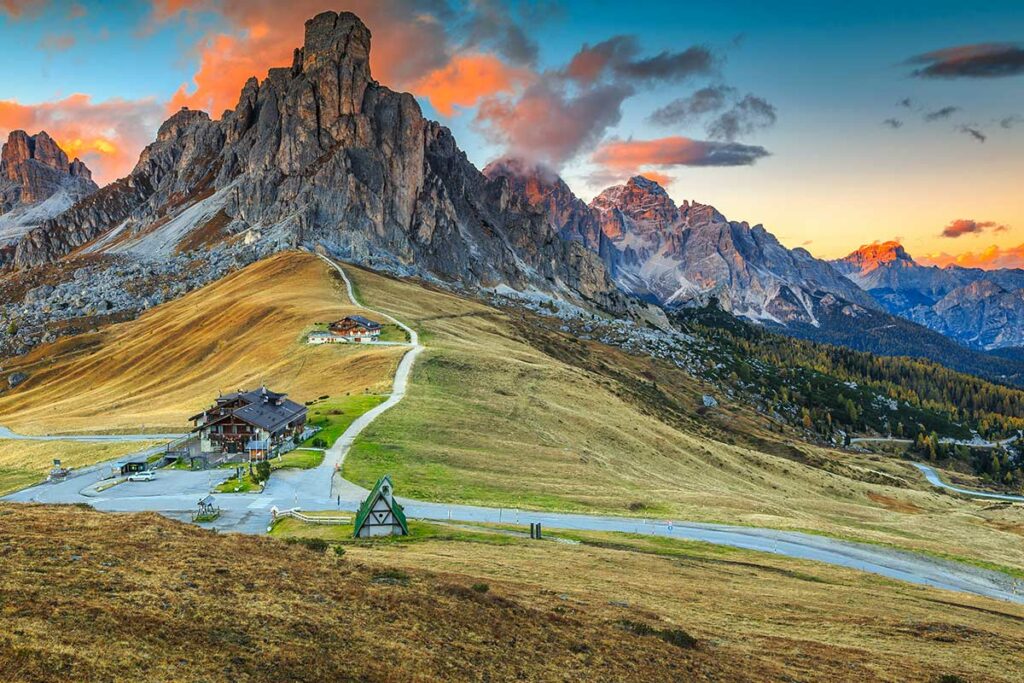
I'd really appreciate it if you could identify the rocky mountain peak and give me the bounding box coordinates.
[299,11,372,83]
[482,157,613,262]
[1,130,95,205]
[838,241,916,274]
[590,176,680,241]
[483,157,567,205]
[157,108,211,142]
[1,131,98,244]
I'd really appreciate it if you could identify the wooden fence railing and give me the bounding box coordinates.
[271,507,350,525]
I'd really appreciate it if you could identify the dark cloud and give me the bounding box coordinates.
[648,87,777,141]
[462,0,546,66]
[617,46,717,83]
[1001,115,1023,129]
[706,95,777,141]
[898,97,914,109]
[924,106,959,121]
[563,35,717,85]
[563,36,637,84]
[958,125,987,142]
[479,31,725,168]
[476,80,635,168]
[909,43,1024,79]
[882,118,903,129]
[647,85,734,126]
[940,219,1007,238]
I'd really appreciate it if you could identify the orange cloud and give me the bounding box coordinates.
[592,136,769,174]
[410,53,530,116]
[166,32,269,115]
[638,171,672,187]
[939,218,1008,238]
[0,94,163,184]
[919,244,1024,270]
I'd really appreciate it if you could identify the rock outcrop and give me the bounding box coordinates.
[10,11,623,311]
[0,131,97,246]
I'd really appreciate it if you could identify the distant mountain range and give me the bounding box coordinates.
[484,164,877,326]
[833,241,1024,350]
[0,9,1022,384]
[483,162,1024,383]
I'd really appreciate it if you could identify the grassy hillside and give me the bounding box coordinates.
[342,265,1024,572]
[0,440,158,495]
[271,516,1024,683]
[0,252,404,435]
[0,504,724,682]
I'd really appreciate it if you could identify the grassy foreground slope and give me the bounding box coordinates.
[272,517,1024,683]
[0,504,734,682]
[0,252,404,435]
[343,266,1024,573]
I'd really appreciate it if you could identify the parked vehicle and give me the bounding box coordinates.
[127,471,156,482]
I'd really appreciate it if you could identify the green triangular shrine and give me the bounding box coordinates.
[353,474,408,538]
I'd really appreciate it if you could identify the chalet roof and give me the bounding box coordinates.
[353,474,408,536]
[348,315,381,329]
[191,386,306,434]
[332,315,381,330]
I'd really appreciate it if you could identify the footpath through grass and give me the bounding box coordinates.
[302,394,388,448]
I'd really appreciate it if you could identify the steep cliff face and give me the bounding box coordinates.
[10,11,621,309]
[0,130,97,245]
[834,242,1024,349]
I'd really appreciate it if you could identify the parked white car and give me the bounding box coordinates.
[127,471,156,482]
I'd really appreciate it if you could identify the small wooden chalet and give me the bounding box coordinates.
[190,386,307,459]
[353,474,408,538]
[329,315,382,343]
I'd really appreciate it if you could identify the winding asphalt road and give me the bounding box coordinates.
[915,463,1024,503]
[4,256,1024,605]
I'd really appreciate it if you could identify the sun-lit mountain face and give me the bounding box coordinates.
[837,241,917,273]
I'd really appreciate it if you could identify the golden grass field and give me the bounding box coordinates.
[0,440,159,495]
[0,252,404,435]
[270,516,1024,683]
[0,504,739,682]
[342,264,1024,574]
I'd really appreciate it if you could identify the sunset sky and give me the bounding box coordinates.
[1,0,1022,266]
